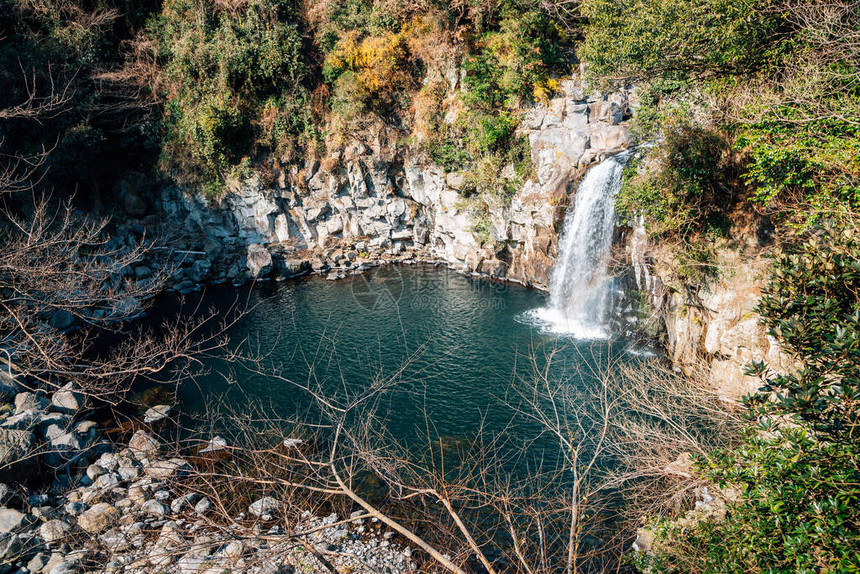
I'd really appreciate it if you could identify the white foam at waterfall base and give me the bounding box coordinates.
[520,152,631,339]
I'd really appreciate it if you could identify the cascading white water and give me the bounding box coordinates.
[525,153,630,338]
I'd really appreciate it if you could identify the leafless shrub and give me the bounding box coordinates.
[145,342,743,574]
[0,80,245,402]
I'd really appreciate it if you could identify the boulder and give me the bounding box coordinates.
[277,259,310,279]
[128,430,162,459]
[174,280,196,293]
[246,244,273,279]
[0,533,22,564]
[48,430,82,451]
[589,125,630,151]
[76,503,118,534]
[588,100,624,125]
[0,484,21,509]
[40,519,71,543]
[51,383,88,415]
[26,552,49,573]
[34,413,71,437]
[73,420,98,445]
[188,259,212,284]
[0,429,37,483]
[0,508,34,533]
[49,310,75,331]
[122,181,148,217]
[13,392,39,415]
[143,405,171,424]
[0,372,18,402]
[0,410,37,431]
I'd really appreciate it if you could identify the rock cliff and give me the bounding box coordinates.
[157,76,635,290]
[627,221,791,398]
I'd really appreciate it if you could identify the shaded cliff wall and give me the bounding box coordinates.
[627,222,792,398]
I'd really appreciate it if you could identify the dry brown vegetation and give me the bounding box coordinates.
[148,348,744,574]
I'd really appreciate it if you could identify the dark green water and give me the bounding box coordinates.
[155,264,644,446]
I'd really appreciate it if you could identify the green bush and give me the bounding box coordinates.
[580,0,791,86]
[635,427,860,573]
[149,0,312,193]
[747,227,860,444]
[462,7,568,110]
[616,120,741,236]
[737,121,860,227]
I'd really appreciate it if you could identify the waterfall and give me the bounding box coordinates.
[525,152,630,338]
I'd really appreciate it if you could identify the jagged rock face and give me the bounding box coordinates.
[628,228,792,399]
[160,76,635,288]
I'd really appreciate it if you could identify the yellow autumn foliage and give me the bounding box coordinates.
[325,27,413,99]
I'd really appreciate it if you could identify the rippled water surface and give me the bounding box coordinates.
[159,265,640,442]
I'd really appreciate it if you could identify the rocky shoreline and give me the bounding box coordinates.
[0,382,417,574]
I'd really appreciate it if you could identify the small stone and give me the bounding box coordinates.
[95,452,120,471]
[282,438,303,449]
[127,486,147,505]
[199,436,227,454]
[26,552,49,572]
[100,528,129,551]
[86,464,106,481]
[142,500,170,517]
[193,497,213,516]
[64,502,86,517]
[74,420,98,434]
[43,552,66,573]
[49,560,80,574]
[144,458,191,480]
[77,502,118,534]
[171,493,199,514]
[117,464,139,482]
[93,473,120,490]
